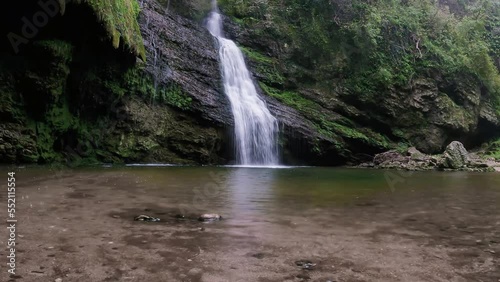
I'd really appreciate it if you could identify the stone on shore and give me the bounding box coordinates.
[442,141,469,169]
[198,214,222,222]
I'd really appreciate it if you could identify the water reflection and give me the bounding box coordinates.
[224,168,278,219]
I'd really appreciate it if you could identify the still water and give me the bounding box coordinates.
[3,166,500,281]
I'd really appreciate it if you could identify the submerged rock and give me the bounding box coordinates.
[295,260,316,271]
[198,214,222,222]
[175,214,186,219]
[442,141,469,169]
[134,215,161,222]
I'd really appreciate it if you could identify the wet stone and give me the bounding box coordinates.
[175,214,186,219]
[251,253,265,259]
[187,268,202,277]
[198,214,222,222]
[296,273,311,280]
[295,260,316,270]
[134,215,160,222]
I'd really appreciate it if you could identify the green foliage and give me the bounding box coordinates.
[239,46,273,64]
[259,82,319,114]
[221,0,500,109]
[46,99,77,134]
[33,40,74,63]
[240,46,285,85]
[32,122,59,162]
[484,139,500,160]
[259,82,391,150]
[75,0,146,60]
[124,68,193,110]
[160,84,193,110]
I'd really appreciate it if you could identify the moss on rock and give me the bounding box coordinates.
[75,0,146,60]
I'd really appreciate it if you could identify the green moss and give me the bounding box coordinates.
[24,40,73,101]
[260,82,391,150]
[240,46,285,86]
[259,82,319,114]
[318,118,391,150]
[34,40,74,63]
[159,84,193,110]
[0,72,24,121]
[31,122,59,162]
[75,0,146,60]
[240,46,273,64]
[124,68,192,110]
[484,139,500,160]
[46,100,77,134]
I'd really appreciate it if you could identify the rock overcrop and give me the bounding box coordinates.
[441,141,469,169]
[360,141,499,172]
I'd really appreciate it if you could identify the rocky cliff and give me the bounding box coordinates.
[0,0,229,165]
[0,0,499,166]
[218,0,500,164]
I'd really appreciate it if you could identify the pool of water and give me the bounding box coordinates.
[1,166,499,281]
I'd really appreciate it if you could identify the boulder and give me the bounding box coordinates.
[198,214,222,222]
[442,141,469,169]
[134,215,161,222]
[373,151,407,165]
[407,147,426,161]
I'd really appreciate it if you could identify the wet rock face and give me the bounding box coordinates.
[223,14,500,159]
[139,0,233,126]
[442,141,469,169]
[1,0,498,166]
[0,0,232,165]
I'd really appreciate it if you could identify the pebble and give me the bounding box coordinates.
[198,214,222,222]
[187,268,202,276]
[134,215,160,222]
[295,260,316,271]
[55,278,62,282]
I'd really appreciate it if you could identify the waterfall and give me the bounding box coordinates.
[206,1,279,166]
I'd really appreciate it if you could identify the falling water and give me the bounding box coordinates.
[206,1,279,166]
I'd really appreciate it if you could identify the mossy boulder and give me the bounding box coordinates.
[74,0,146,60]
[442,141,469,169]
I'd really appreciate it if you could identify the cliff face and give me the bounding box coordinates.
[218,0,500,163]
[0,0,230,165]
[0,0,499,166]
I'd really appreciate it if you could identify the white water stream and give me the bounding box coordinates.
[206,2,279,165]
